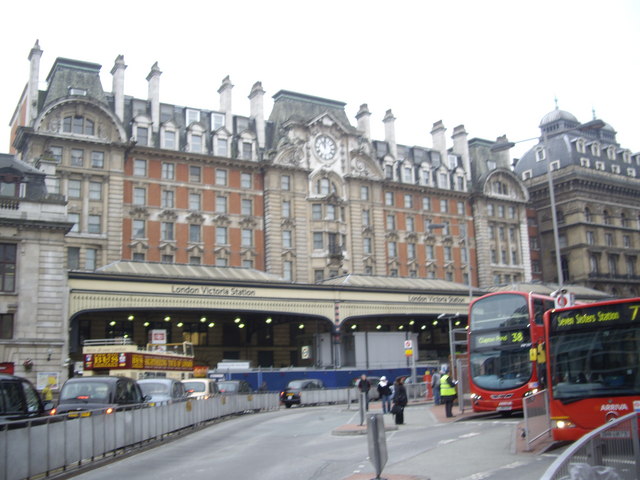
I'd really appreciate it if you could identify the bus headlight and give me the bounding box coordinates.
[523,388,539,398]
[554,419,575,429]
[470,393,482,403]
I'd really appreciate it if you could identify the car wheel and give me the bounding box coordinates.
[285,402,292,408]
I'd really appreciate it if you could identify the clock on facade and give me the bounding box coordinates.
[314,135,337,161]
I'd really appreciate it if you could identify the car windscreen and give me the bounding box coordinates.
[60,381,110,403]
[182,381,206,392]
[139,382,170,395]
[287,380,306,389]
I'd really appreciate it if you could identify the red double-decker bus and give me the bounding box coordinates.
[468,291,555,414]
[544,297,640,441]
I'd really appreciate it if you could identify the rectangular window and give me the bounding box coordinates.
[134,159,147,176]
[283,261,293,281]
[189,256,201,266]
[132,219,145,238]
[385,192,394,206]
[189,166,201,183]
[440,199,448,213]
[68,179,81,199]
[407,243,416,260]
[133,187,145,205]
[242,229,253,247]
[215,196,227,214]
[85,248,97,270]
[216,138,228,156]
[242,142,252,160]
[511,250,518,264]
[457,201,465,216]
[189,193,201,211]
[426,244,434,260]
[326,205,336,220]
[444,246,452,262]
[162,163,175,180]
[136,126,149,146]
[216,169,227,186]
[67,247,80,270]
[215,257,227,267]
[283,230,292,249]
[161,254,174,264]
[50,146,63,163]
[190,134,202,153]
[162,190,175,208]
[363,237,372,254]
[242,259,253,269]
[216,227,227,244]
[386,214,396,230]
[362,209,370,226]
[406,216,415,232]
[132,252,145,262]
[623,235,631,248]
[241,173,252,189]
[68,213,80,233]
[282,200,291,218]
[281,175,291,191]
[242,198,253,216]
[88,181,102,201]
[388,242,397,257]
[91,151,104,168]
[189,224,201,243]
[164,130,176,149]
[360,186,369,201]
[422,197,431,210]
[0,244,16,292]
[312,204,322,220]
[587,231,595,245]
[313,232,324,250]
[211,113,225,130]
[88,215,101,234]
[71,148,84,167]
[162,222,174,241]
[404,194,413,208]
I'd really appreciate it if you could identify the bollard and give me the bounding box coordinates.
[367,413,388,480]
[359,391,367,425]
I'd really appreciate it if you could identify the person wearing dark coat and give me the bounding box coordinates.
[391,377,408,425]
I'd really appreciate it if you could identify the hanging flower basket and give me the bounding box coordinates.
[23,358,33,371]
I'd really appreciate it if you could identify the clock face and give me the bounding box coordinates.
[314,135,337,161]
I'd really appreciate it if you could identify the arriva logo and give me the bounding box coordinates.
[600,404,629,411]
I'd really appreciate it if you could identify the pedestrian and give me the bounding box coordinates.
[377,376,392,413]
[440,366,457,418]
[391,377,408,425]
[357,373,371,411]
[42,382,54,402]
[431,368,441,405]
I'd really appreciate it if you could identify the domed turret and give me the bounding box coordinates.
[539,107,578,127]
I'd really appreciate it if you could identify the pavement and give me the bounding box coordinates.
[333,397,555,480]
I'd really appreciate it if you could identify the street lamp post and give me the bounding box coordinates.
[438,312,459,379]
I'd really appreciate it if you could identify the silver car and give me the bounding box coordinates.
[138,378,188,406]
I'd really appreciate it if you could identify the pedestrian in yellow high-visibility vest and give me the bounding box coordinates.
[440,366,457,418]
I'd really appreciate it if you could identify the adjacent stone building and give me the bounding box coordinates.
[514,107,640,297]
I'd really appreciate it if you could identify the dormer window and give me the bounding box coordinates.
[580,157,590,167]
[211,112,225,131]
[535,147,545,162]
[186,109,200,125]
[576,139,586,154]
[612,164,620,174]
[607,146,616,161]
[590,142,600,156]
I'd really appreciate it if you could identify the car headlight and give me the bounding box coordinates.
[553,419,575,429]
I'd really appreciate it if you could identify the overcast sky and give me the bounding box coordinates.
[2,0,638,160]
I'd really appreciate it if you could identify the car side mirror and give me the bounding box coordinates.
[43,401,55,411]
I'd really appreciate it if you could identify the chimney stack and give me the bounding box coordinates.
[218,76,233,132]
[111,55,127,122]
[27,40,43,123]
[249,81,265,149]
[431,120,447,164]
[356,104,371,139]
[146,62,162,133]
[452,125,471,181]
[383,109,397,159]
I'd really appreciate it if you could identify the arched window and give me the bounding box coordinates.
[603,210,612,225]
[63,115,94,136]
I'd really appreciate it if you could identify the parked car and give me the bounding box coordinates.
[279,379,324,408]
[217,380,253,395]
[51,376,147,417]
[0,374,53,423]
[182,378,219,400]
[138,378,188,406]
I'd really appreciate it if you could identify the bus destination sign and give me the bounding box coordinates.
[551,302,640,333]
[84,352,194,371]
[471,329,530,349]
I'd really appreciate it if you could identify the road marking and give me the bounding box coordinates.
[459,432,480,439]
[458,461,527,480]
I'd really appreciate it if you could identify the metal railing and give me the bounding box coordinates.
[522,389,551,451]
[541,412,640,480]
[0,393,279,480]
